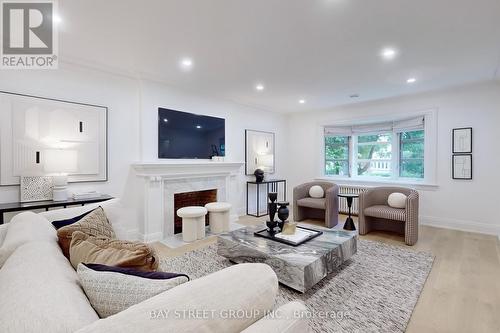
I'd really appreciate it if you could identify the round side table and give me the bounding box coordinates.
[337,193,359,231]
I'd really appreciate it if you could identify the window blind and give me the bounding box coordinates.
[324,116,424,136]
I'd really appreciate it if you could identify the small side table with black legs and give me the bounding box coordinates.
[338,193,359,231]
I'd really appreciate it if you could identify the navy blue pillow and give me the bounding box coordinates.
[83,263,190,281]
[51,208,95,230]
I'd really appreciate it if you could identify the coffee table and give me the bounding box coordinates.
[217,225,357,293]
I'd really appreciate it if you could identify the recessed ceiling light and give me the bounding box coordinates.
[406,77,417,84]
[180,58,193,70]
[299,99,306,104]
[196,125,202,129]
[255,84,264,91]
[380,48,397,60]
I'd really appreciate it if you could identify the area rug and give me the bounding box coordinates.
[160,239,434,333]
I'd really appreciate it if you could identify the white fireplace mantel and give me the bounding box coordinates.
[132,161,244,242]
[132,161,244,179]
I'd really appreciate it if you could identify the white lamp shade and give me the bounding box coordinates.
[44,149,78,174]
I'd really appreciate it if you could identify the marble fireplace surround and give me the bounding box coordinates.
[132,162,244,242]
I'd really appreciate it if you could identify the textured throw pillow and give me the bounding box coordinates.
[0,212,57,267]
[57,207,115,258]
[69,231,159,271]
[51,209,94,230]
[309,185,325,198]
[77,263,189,318]
[388,192,407,209]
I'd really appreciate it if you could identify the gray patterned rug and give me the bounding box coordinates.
[160,239,434,333]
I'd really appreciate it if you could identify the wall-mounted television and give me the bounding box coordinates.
[158,108,225,159]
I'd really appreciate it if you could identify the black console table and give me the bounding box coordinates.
[0,195,114,224]
[246,179,286,217]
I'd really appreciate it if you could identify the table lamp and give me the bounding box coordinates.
[44,149,78,201]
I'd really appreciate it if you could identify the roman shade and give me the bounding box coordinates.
[324,116,424,136]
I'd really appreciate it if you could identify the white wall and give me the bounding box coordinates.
[0,64,287,229]
[286,81,500,236]
[137,80,288,216]
[0,64,140,210]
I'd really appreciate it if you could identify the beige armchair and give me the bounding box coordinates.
[293,181,339,228]
[359,187,419,246]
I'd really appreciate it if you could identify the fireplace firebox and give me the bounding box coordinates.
[173,189,217,234]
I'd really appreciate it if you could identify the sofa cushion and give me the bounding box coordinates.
[364,205,406,222]
[297,197,325,210]
[388,192,407,209]
[52,209,95,230]
[308,185,325,198]
[76,263,278,333]
[0,241,99,333]
[69,231,158,271]
[40,199,131,240]
[78,263,189,318]
[57,207,116,258]
[0,212,56,267]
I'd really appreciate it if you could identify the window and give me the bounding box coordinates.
[399,130,424,178]
[324,117,426,181]
[324,136,349,176]
[356,133,392,177]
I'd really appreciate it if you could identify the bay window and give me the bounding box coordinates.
[324,117,425,181]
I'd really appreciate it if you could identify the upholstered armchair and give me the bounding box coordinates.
[359,187,419,246]
[293,181,339,228]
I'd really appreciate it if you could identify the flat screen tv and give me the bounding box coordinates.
[158,108,225,159]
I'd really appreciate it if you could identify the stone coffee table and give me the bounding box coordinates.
[217,225,357,293]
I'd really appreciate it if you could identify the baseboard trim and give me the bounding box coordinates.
[420,215,500,237]
[141,231,164,243]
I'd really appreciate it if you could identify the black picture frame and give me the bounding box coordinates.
[0,90,108,186]
[452,127,472,154]
[452,154,472,180]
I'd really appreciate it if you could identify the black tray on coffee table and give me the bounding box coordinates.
[254,225,323,246]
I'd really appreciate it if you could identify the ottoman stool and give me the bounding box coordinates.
[205,202,232,233]
[177,206,208,242]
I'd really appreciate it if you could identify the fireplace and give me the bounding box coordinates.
[173,189,217,234]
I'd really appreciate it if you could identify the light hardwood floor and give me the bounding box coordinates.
[154,215,500,333]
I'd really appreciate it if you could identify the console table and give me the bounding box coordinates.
[0,195,114,224]
[246,179,286,217]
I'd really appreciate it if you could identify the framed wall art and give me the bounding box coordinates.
[245,130,275,175]
[452,154,472,180]
[0,91,108,186]
[452,127,472,153]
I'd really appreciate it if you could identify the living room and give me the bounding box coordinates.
[0,1,499,332]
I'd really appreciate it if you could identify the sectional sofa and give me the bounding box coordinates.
[0,199,308,333]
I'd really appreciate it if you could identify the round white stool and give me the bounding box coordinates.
[177,206,208,242]
[205,202,232,234]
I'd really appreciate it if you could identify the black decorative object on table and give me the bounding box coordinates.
[337,193,359,231]
[268,192,278,221]
[277,201,289,231]
[254,169,264,183]
[266,192,279,233]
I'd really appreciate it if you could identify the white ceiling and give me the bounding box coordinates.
[58,0,500,113]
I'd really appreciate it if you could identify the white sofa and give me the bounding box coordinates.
[0,200,309,333]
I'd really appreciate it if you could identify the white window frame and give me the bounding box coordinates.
[318,109,438,189]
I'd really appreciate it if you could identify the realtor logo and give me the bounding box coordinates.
[1,1,58,69]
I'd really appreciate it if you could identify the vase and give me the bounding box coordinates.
[277,201,290,223]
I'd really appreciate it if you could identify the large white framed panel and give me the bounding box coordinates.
[0,91,107,186]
